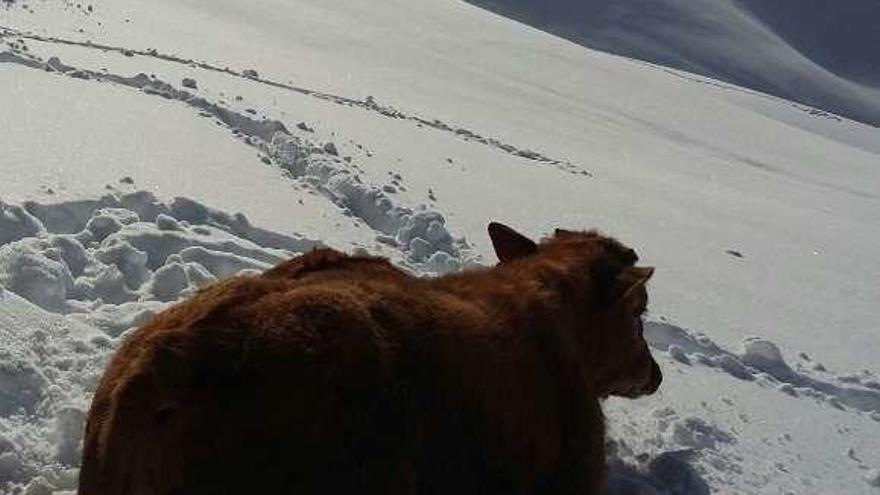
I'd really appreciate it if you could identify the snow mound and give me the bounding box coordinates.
[0,202,44,245]
[740,338,790,375]
[0,191,317,318]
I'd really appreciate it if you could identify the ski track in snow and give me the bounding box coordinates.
[0,26,590,178]
[1,192,877,494]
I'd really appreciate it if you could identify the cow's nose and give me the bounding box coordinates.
[640,361,662,395]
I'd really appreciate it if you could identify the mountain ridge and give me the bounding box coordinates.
[464,0,880,128]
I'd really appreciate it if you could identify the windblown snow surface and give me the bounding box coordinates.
[1,1,879,494]
[465,0,880,128]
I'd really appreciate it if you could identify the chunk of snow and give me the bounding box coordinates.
[155,214,182,231]
[94,239,151,290]
[714,355,754,381]
[0,241,75,313]
[668,344,691,365]
[0,202,44,245]
[142,262,189,302]
[741,338,792,376]
[53,406,86,465]
[179,246,270,278]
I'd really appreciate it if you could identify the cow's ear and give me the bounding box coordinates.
[555,228,577,237]
[488,222,537,263]
[617,266,654,301]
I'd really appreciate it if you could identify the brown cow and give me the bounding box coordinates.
[78,223,661,495]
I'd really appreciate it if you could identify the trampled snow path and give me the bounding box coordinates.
[1,192,877,494]
[0,38,485,274]
[0,26,588,178]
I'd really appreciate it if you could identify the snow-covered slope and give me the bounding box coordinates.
[1,1,879,494]
[465,0,880,128]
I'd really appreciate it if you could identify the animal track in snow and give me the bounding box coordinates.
[0,25,590,177]
[0,46,482,273]
[647,320,880,416]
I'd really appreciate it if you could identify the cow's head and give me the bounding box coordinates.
[488,222,662,399]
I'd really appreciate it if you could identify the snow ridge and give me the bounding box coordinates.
[647,321,880,417]
[463,0,880,128]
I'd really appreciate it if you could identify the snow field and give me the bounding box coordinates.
[1,0,879,493]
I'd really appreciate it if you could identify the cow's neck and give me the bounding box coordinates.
[436,255,591,335]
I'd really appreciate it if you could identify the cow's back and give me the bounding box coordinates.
[79,250,606,495]
[80,272,426,494]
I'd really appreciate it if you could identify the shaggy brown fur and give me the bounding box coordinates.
[78,223,661,495]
